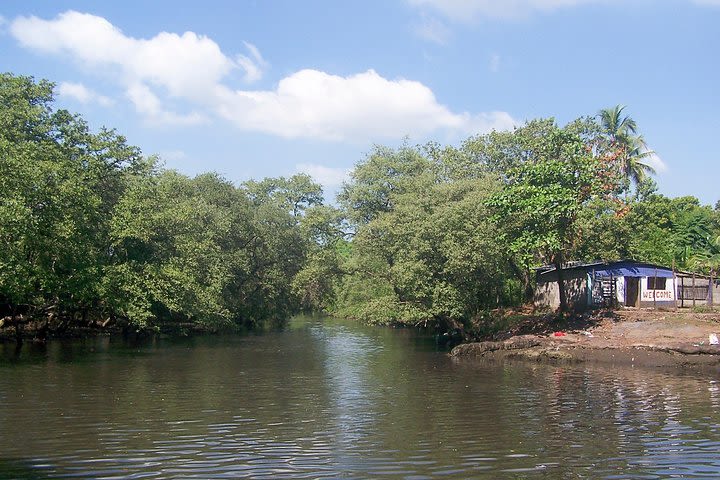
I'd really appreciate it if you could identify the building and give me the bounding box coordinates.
[535,260,677,311]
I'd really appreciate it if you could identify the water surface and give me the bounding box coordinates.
[1,317,719,478]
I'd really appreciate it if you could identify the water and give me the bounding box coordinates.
[1,316,719,479]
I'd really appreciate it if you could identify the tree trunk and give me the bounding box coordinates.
[554,254,568,314]
[508,260,533,304]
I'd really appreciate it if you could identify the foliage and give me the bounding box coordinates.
[0,73,327,336]
[335,143,518,327]
[3,71,719,335]
[597,105,656,193]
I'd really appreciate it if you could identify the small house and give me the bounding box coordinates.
[535,260,676,311]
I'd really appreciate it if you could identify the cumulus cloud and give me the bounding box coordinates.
[10,11,516,141]
[213,69,516,141]
[296,163,351,189]
[407,0,606,21]
[10,11,237,124]
[57,81,114,106]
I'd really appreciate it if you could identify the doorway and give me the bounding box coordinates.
[626,277,639,307]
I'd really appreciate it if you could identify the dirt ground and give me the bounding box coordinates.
[454,308,720,369]
[556,309,720,349]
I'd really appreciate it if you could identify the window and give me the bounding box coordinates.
[647,277,666,290]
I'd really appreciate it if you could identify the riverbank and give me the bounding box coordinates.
[0,317,245,343]
[453,308,720,369]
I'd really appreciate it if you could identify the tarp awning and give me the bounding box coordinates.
[592,266,674,278]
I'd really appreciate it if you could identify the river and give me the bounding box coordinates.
[1,316,719,478]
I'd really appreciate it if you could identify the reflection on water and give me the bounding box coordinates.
[1,317,719,478]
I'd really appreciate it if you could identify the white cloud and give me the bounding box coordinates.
[10,11,236,124]
[213,69,517,141]
[407,0,606,21]
[645,151,668,174]
[236,41,268,83]
[57,81,114,106]
[125,83,206,126]
[412,14,451,44]
[296,163,351,189]
[10,11,516,141]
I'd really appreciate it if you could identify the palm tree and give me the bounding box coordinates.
[598,104,637,143]
[598,105,656,191]
[623,134,656,186]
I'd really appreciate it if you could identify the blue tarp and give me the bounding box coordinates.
[537,260,676,279]
[592,265,674,278]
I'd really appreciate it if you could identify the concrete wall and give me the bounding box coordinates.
[535,269,589,311]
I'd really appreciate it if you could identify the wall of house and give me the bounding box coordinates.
[638,276,675,308]
[534,269,589,311]
[616,277,626,305]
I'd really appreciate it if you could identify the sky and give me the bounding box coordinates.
[1,0,719,205]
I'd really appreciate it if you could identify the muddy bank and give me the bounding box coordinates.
[452,309,720,369]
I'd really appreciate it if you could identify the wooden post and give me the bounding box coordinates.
[692,273,696,308]
[653,267,658,310]
[672,261,677,311]
[681,275,685,308]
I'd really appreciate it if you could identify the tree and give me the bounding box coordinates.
[488,123,602,313]
[598,104,638,142]
[0,73,144,336]
[335,141,517,328]
[338,144,435,226]
[598,105,656,191]
[244,173,323,218]
[690,235,720,306]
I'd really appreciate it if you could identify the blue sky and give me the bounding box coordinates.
[1,0,719,205]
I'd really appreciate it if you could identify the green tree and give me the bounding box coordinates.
[336,142,514,328]
[0,73,144,336]
[488,123,602,313]
[690,235,720,306]
[598,105,656,191]
[245,173,323,218]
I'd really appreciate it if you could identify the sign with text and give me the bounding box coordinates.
[641,290,673,301]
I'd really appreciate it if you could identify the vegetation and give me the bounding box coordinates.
[0,73,326,338]
[1,73,719,339]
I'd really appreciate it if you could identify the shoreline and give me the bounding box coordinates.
[452,309,720,370]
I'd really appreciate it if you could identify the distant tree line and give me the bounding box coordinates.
[2,73,719,338]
